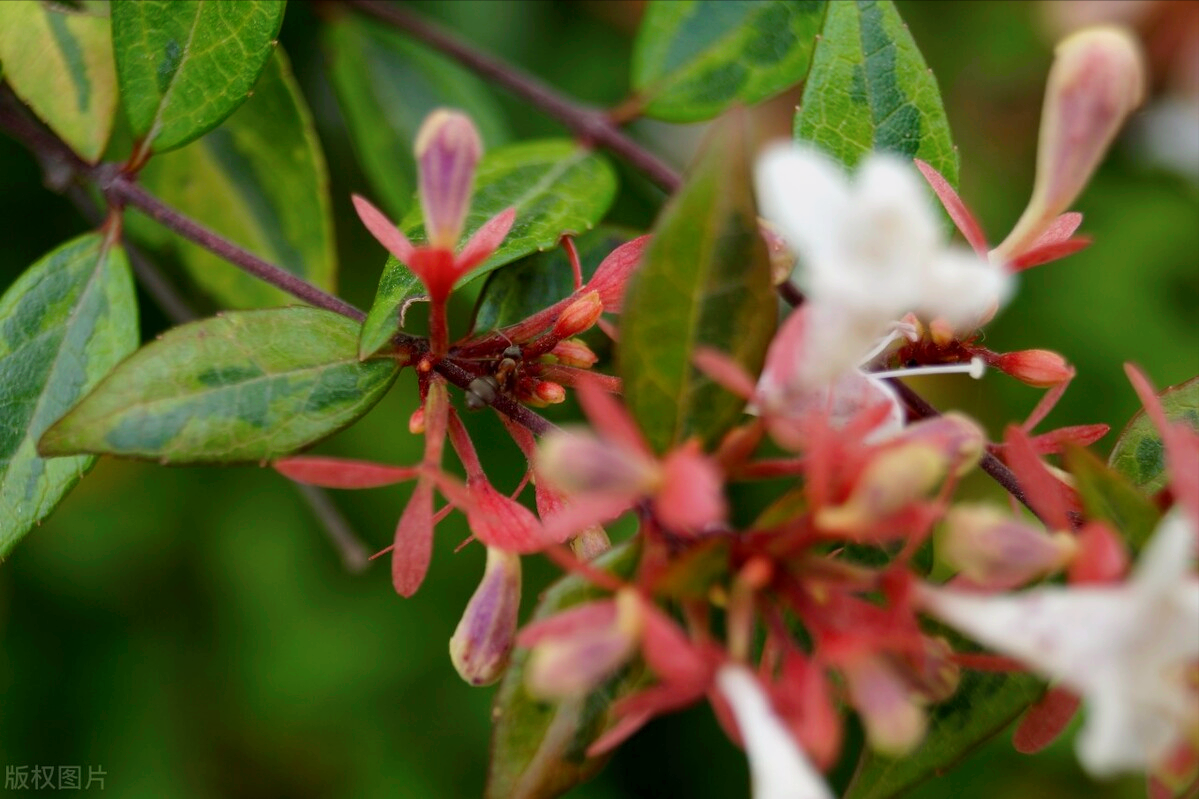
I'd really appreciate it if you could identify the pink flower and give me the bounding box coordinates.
[352,109,515,352]
[535,380,727,539]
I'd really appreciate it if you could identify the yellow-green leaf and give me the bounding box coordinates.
[620,112,776,454]
[39,308,397,464]
[794,0,958,184]
[136,48,336,309]
[0,0,118,163]
[1,234,138,555]
[111,0,285,153]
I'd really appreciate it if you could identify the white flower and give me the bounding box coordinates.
[754,144,1011,387]
[920,507,1199,776]
[715,664,834,799]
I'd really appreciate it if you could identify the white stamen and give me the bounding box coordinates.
[872,357,986,381]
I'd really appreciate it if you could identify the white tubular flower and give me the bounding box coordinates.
[920,507,1199,777]
[754,144,1011,385]
[715,664,835,799]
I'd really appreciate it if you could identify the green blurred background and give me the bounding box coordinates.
[1,1,1195,797]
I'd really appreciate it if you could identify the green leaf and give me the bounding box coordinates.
[0,0,117,163]
[472,226,638,333]
[632,0,826,122]
[487,540,642,799]
[39,308,398,464]
[0,234,138,556]
[1109,376,1199,495]
[360,140,618,359]
[845,656,1041,799]
[619,112,776,454]
[136,48,336,309]
[794,0,958,184]
[323,14,509,219]
[111,0,285,153]
[1067,445,1162,552]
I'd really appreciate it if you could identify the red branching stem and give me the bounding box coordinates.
[345,0,682,193]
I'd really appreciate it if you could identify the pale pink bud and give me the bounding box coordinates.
[538,430,658,496]
[903,413,987,477]
[524,589,643,699]
[941,503,1077,587]
[995,349,1074,387]
[817,444,947,532]
[552,291,604,338]
[994,28,1146,261]
[450,546,522,686]
[550,338,598,369]
[415,109,482,250]
[844,655,928,756]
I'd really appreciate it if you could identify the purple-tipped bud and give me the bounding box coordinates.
[941,503,1077,588]
[995,27,1146,261]
[416,109,482,251]
[524,589,643,699]
[450,546,522,686]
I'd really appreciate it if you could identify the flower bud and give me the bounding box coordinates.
[758,219,798,286]
[550,338,598,369]
[450,547,522,686]
[524,589,643,699]
[941,503,1077,587]
[1068,521,1128,584]
[532,380,566,405]
[408,406,425,434]
[416,109,482,250]
[994,349,1074,387]
[817,443,947,532]
[656,441,727,534]
[537,429,658,495]
[995,28,1146,261]
[844,655,928,756]
[890,635,961,704]
[569,525,611,560]
[902,413,987,477]
[552,291,604,338]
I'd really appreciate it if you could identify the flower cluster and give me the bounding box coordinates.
[271,25,1197,799]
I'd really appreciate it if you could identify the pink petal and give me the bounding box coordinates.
[656,442,727,533]
[465,483,550,552]
[455,207,516,276]
[693,347,757,400]
[914,159,989,256]
[640,601,711,685]
[586,235,650,313]
[577,378,651,457]
[1031,212,1084,246]
[273,456,419,489]
[1003,425,1073,532]
[517,599,616,648]
[1013,686,1081,753]
[1009,237,1091,271]
[1026,424,1110,454]
[538,491,638,544]
[352,194,416,264]
[392,479,434,597]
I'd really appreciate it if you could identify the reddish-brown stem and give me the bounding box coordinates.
[345,0,682,193]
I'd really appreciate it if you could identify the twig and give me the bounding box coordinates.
[345,0,682,193]
[292,482,371,572]
[887,378,1038,517]
[102,178,367,322]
